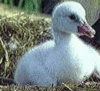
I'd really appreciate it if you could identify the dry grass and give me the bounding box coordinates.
[0,11,52,78]
[0,82,100,91]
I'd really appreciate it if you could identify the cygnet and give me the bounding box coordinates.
[14,1,100,87]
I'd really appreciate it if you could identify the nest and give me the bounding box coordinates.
[0,12,53,79]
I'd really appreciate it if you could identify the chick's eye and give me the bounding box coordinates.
[69,14,76,20]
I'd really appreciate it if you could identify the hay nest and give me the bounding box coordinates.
[0,12,53,79]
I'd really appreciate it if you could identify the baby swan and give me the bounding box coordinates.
[14,1,100,87]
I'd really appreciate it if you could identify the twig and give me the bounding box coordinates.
[0,37,9,72]
[62,83,73,91]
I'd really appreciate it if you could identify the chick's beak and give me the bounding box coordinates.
[77,23,95,38]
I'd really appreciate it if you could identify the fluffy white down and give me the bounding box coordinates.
[14,1,100,87]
